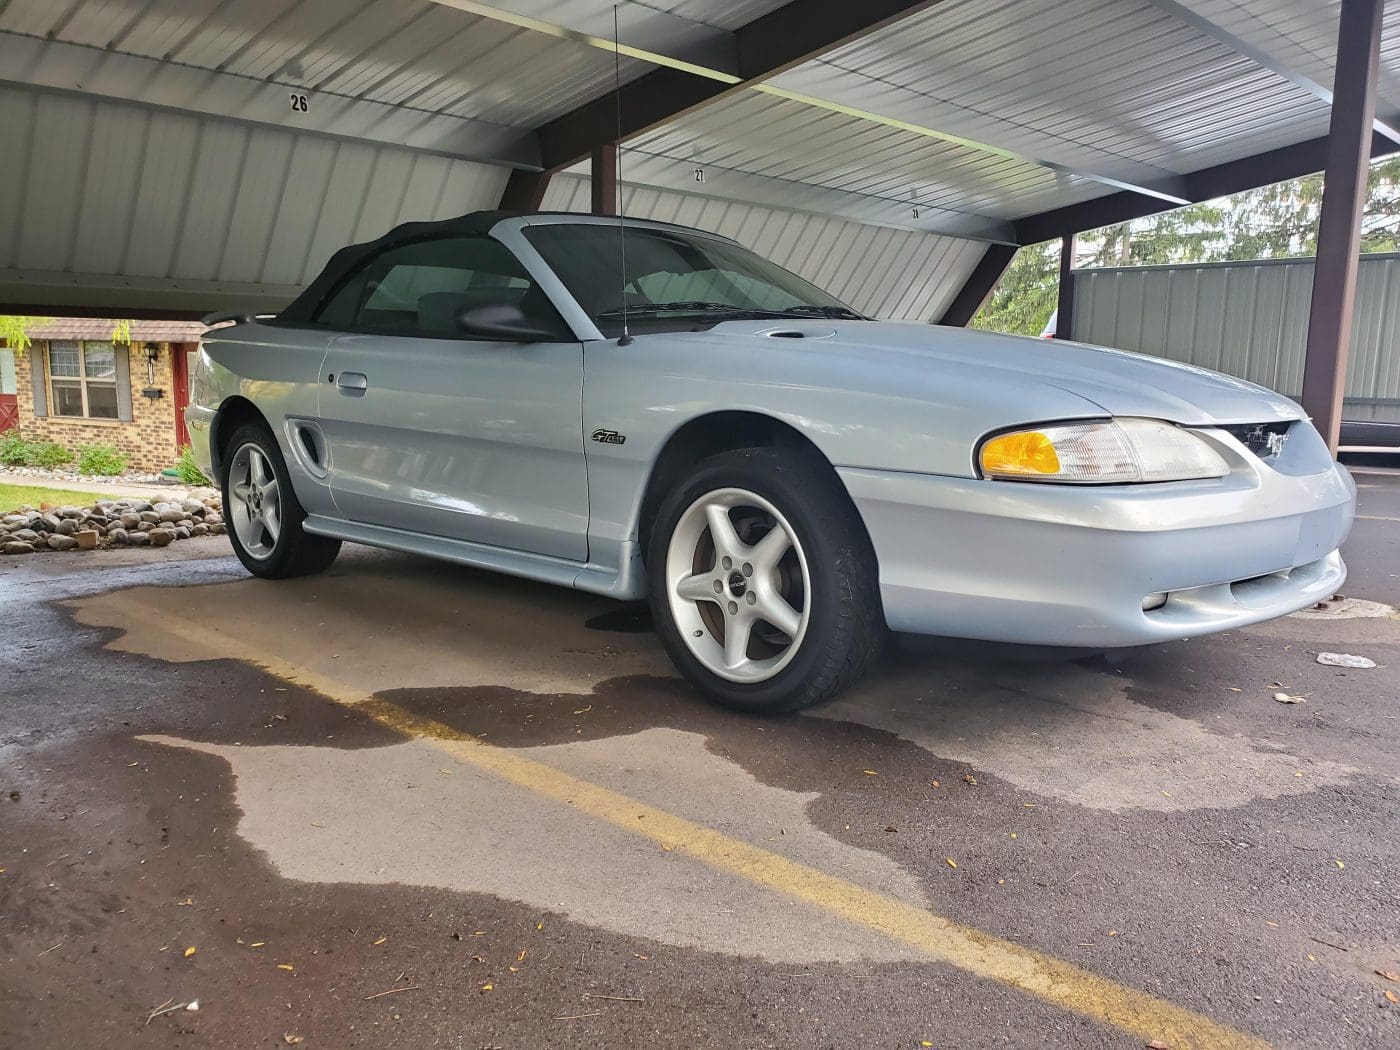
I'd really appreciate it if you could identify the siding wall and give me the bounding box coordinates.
[1073,254,1400,423]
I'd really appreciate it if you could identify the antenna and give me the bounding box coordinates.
[613,4,633,347]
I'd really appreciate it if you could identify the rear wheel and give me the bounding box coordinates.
[222,422,340,579]
[648,447,885,713]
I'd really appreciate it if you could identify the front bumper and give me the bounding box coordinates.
[839,445,1355,648]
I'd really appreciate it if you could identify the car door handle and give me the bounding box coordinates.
[336,371,368,396]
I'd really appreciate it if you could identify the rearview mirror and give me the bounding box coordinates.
[455,304,560,343]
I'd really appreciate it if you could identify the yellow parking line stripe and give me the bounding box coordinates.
[133,612,1267,1050]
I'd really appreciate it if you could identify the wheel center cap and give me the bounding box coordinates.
[727,571,747,597]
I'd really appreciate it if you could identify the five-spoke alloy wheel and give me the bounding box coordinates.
[228,442,283,559]
[220,422,341,579]
[648,447,885,713]
[666,488,811,683]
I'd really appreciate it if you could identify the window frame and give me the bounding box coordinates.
[46,341,121,421]
[309,234,571,342]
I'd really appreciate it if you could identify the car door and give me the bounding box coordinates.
[316,234,589,562]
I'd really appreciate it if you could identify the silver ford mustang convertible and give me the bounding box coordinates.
[189,211,1355,713]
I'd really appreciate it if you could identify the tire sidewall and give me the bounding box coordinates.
[648,448,866,712]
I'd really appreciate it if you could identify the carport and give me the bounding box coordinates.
[4,4,1400,1049]
[1,0,1396,449]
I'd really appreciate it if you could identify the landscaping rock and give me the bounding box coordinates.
[46,534,78,551]
[139,511,161,524]
[119,513,141,529]
[74,529,100,550]
[126,531,150,547]
[3,541,34,555]
[55,519,79,536]
[148,529,175,548]
[10,529,38,543]
[59,506,86,519]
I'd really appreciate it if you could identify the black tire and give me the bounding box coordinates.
[647,446,886,714]
[221,422,341,579]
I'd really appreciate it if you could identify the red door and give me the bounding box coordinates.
[0,394,17,433]
[170,344,192,448]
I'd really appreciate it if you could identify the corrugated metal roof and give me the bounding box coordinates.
[0,83,511,290]
[2,0,1399,318]
[541,173,985,321]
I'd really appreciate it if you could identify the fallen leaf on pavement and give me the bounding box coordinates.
[862,770,878,776]
[373,936,387,946]
[185,1001,199,1012]
[283,1035,304,1046]
[945,858,957,868]
[573,705,592,715]
[1145,1041,1170,1049]
[1334,859,1346,870]
[1273,692,1306,704]
[481,982,493,992]
[1386,991,1398,1005]
[1377,970,1400,982]
[277,963,294,971]
[962,774,977,785]
[183,947,196,958]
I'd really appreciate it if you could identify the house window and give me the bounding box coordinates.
[48,341,119,420]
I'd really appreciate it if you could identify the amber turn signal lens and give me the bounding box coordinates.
[980,430,1061,476]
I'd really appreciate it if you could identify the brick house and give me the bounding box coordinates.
[3,318,206,473]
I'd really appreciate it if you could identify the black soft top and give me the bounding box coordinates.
[276,210,518,323]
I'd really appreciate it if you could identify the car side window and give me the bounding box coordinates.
[313,236,566,339]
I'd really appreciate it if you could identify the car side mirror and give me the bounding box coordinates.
[455,304,560,343]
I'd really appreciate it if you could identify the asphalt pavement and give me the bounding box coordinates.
[2,471,1398,1049]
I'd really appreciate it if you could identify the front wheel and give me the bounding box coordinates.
[647,447,885,713]
[222,422,341,579]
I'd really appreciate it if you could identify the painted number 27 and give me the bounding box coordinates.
[289,92,309,113]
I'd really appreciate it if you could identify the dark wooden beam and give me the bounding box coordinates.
[498,169,551,211]
[591,143,618,216]
[1015,130,1400,246]
[936,243,1018,326]
[1055,235,1075,339]
[1302,0,1384,453]
[533,0,946,173]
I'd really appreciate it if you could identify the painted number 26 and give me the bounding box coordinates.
[289,92,309,113]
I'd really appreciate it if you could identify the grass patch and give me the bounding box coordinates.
[0,482,137,513]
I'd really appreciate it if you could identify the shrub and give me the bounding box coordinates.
[175,445,212,487]
[75,443,128,476]
[0,429,28,466]
[26,440,75,469]
[0,432,75,468]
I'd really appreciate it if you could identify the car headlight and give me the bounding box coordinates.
[979,418,1229,483]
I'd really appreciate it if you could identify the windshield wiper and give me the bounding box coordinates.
[595,300,790,320]
[778,305,865,320]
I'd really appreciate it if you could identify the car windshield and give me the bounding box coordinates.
[521,223,864,337]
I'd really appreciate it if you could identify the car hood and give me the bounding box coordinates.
[706,319,1304,426]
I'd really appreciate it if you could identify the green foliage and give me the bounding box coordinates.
[175,445,212,487]
[0,315,135,354]
[75,443,129,476]
[0,316,55,354]
[0,432,77,468]
[972,155,1400,334]
[27,440,75,468]
[971,241,1059,337]
[0,429,30,466]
